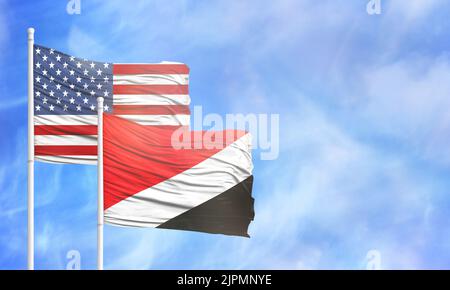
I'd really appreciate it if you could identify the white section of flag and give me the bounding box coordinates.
[35,115,97,125]
[35,135,97,146]
[113,94,191,106]
[113,74,189,85]
[117,114,190,126]
[34,114,189,126]
[36,155,98,165]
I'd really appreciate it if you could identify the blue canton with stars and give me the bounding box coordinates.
[34,45,113,115]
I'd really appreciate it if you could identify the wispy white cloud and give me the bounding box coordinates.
[67,26,108,60]
[356,55,450,166]
[387,0,442,22]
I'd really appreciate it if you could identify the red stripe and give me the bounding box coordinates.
[113,85,188,95]
[35,146,97,156]
[113,105,190,115]
[113,64,189,75]
[35,125,97,135]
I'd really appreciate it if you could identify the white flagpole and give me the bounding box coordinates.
[97,96,104,270]
[27,27,35,270]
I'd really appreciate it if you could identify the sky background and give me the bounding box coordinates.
[1,0,450,269]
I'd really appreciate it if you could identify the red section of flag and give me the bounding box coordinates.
[35,145,97,156]
[113,64,189,75]
[103,114,246,209]
[35,125,98,135]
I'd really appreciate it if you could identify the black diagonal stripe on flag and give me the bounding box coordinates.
[157,175,254,237]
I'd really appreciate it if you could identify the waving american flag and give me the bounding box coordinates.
[33,45,190,164]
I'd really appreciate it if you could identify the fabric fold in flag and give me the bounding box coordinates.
[103,114,255,237]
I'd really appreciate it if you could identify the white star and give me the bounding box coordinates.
[76,105,82,111]
[35,62,41,69]
[76,62,82,69]
[42,55,48,61]
[76,91,82,97]
[69,97,75,104]
[90,104,96,111]
[42,83,48,90]
[42,69,47,76]
[49,104,55,111]
[69,70,75,76]
[103,90,109,97]
[49,76,55,82]
[35,91,41,97]
[56,55,62,62]
[103,76,109,83]
[35,105,41,111]
[75,77,81,83]
[103,63,109,68]
[83,69,89,76]
[35,48,41,54]
[63,91,68,97]
[63,104,68,111]
[49,62,55,69]
[56,69,61,76]
[83,97,89,104]
[49,49,55,54]
[35,76,41,83]
[49,91,55,97]
[42,97,48,104]
[56,84,62,90]
[56,98,61,104]
[90,62,95,68]
[83,83,89,89]
[96,69,102,76]
[104,104,109,111]
[96,83,103,90]
[63,62,68,68]
[90,90,95,96]
[69,56,75,62]
[70,84,75,90]
[63,76,68,82]
[90,76,95,83]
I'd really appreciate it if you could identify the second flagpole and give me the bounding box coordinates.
[97,96,104,270]
[27,27,35,271]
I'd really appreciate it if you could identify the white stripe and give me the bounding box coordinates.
[114,61,186,64]
[104,134,253,227]
[35,135,97,146]
[113,94,191,105]
[113,74,189,85]
[118,114,190,126]
[34,114,189,126]
[34,115,97,125]
[36,155,97,165]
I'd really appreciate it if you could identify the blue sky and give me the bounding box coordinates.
[1,0,450,269]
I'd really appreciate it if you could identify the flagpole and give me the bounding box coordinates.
[97,96,104,270]
[27,27,35,270]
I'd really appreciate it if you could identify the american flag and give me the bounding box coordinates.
[33,45,190,164]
